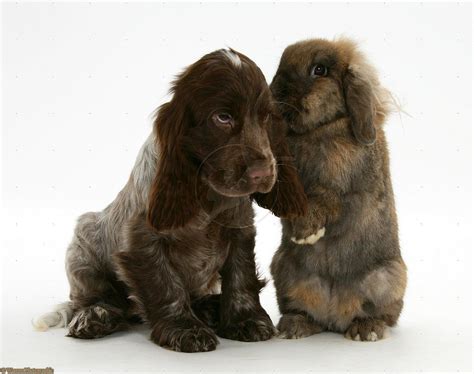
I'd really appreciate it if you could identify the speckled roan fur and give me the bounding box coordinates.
[63,49,307,352]
[270,38,407,342]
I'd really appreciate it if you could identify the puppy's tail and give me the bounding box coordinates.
[32,302,73,331]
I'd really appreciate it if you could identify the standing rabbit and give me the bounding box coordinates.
[270,38,406,341]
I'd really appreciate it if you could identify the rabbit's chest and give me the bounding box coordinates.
[289,135,362,191]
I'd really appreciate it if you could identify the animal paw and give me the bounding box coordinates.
[151,319,218,353]
[218,312,276,342]
[277,313,323,339]
[67,304,127,339]
[291,227,325,245]
[344,318,386,342]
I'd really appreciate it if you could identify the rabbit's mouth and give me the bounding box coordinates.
[272,100,310,134]
[286,108,348,135]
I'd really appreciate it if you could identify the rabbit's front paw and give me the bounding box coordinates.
[291,227,325,245]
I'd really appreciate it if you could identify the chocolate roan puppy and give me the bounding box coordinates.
[34,49,307,353]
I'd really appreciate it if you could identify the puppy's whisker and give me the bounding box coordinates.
[276,163,298,169]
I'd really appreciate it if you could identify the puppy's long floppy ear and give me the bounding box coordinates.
[252,116,308,218]
[343,65,377,146]
[147,100,201,231]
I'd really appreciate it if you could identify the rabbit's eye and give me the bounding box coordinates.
[310,64,328,77]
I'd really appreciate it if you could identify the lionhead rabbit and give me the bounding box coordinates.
[270,38,406,342]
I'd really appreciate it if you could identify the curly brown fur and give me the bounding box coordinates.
[38,49,307,352]
[270,38,406,342]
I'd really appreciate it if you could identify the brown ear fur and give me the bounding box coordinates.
[343,66,377,146]
[253,117,308,218]
[147,101,201,231]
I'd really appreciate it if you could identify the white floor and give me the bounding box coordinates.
[1,210,472,373]
[2,304,472,373]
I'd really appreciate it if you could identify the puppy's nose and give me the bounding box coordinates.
[248,167,273,184]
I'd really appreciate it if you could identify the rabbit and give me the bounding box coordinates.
[269,37,407,342]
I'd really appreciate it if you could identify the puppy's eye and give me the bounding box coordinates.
[310,64,328,77]
[212,113,234,128]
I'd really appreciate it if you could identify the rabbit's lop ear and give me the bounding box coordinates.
[343,65,377,146]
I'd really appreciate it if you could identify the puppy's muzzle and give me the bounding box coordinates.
[247,166,274,185]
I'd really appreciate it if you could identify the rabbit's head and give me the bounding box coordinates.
[270,38,392,145]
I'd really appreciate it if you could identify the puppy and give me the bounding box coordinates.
[270,38,406,341]
[34,49,307,352]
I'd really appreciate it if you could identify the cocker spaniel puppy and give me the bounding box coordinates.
[34,49,307,352]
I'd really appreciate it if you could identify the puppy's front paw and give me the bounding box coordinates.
[291,227,325,245]
[192,294,220,330]
[218,312,276,342]
[151,319,218,352]
[344,318,386,342]
[277,313,323,339]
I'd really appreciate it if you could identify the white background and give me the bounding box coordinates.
[1,2,472,373]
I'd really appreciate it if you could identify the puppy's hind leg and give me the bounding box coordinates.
[68,303,128,339]
[65,212,131,339]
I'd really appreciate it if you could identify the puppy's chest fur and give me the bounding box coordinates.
[167,198,253,298]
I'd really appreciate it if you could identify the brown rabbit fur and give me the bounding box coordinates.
[270,38,407,341]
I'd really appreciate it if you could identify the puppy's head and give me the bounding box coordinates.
[148,49,307,231]
[270,38,391,145]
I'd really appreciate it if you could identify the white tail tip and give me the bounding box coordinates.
[32,302,72,331]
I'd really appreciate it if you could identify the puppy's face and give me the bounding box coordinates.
[270,39,348,134]
[149,48,309,231]
[180,49,277,197]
